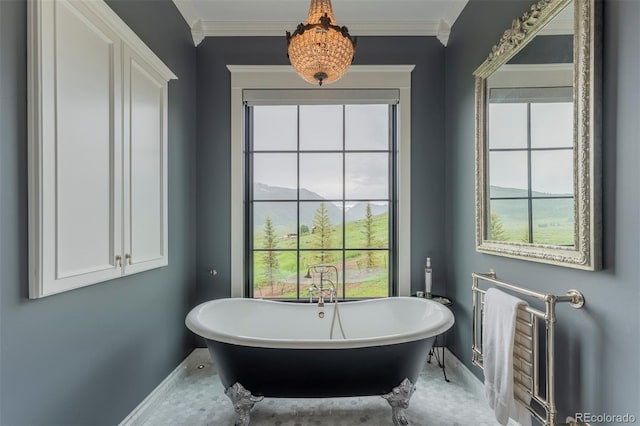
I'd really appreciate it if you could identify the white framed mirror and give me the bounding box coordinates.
[474,0,601,270]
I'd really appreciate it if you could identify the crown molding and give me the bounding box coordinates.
[191,19,449,47]
[191,20,206,46]
[436,19,451,47]
[172,0,200,28]
[443,0,468,30]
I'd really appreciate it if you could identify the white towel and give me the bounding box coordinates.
[483,288,532,426]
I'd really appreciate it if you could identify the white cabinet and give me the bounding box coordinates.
[123,46,169,275]
[28,0,177,298]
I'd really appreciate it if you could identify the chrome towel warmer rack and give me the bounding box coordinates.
[472,271,585,426]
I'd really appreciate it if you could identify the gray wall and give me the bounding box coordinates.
[0,0,197,424]
[195,37,448,303]
[445,0,639,419]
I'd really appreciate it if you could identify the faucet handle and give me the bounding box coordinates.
[328,285,337,302]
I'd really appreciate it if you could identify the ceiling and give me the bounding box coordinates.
[172,0,469,46]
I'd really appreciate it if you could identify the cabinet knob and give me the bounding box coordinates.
[115,255,122,267]
[125,254,132,265]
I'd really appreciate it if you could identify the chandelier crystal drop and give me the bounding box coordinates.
[286,0,357,86]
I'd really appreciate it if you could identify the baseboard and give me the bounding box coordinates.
[444,349,521,426]
[120,349,209,426]
[442,348,485,398]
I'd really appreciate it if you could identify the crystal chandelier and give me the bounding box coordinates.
[286,0,357,86]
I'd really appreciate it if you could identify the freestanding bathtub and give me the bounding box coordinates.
[186,297,454,425]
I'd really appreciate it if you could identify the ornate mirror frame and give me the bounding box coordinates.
[474,0,602,270]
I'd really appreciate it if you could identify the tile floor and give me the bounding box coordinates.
[140,349,509,426]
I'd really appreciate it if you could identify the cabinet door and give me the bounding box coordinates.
[29,0,124,298]
[122,46,169,274]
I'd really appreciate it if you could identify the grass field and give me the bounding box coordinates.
[491,204,575,246]
[499,218,574,245]
[489,189,575,246]
[252,211,390,299]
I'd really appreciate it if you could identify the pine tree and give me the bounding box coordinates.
[262,216,279,294]
[490,211,508,241]
[364,203,377,268]
[311,202,334,264]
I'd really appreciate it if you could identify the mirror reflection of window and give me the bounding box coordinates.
[487,88,574,246]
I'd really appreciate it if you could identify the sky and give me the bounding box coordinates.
[252,104,391,202]
[489,102,574,195]
[251,101,575,202]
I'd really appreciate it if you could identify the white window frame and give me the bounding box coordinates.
[229,65,414,298]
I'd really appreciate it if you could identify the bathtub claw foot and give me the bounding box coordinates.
[382,378,415,426]
[225,382,263,426]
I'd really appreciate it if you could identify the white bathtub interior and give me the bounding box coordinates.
[186,297,454,349]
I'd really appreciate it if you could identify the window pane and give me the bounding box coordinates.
[253,106,298,151]
[253,153,297,199]
[488,199,530,242]
[531,102,573,148]
[531,150,574,196]
[345,202,389,249]
[252,251,298,298]
[249,102,395,301]
[344,250,389,298]
[300,153,343,199]
[299,201,342,249]
[345,105,389,150]
[253,202,297,249]
[532,198,575,246]
[488,103,528,149]
[300,105,343,151]
[345,153,389,199]
[489,151,528,197]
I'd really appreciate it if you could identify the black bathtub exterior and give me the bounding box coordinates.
[205,337,435,398]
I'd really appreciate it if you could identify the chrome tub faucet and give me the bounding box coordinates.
[305,264,339,306]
